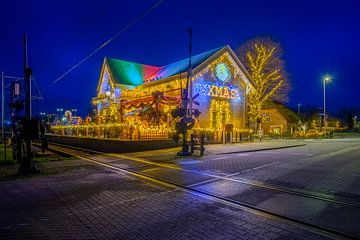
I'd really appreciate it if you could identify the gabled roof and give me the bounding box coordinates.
[191,45,254,87]
[155,47,223,80]
[106,58,160,86]
[105,46,223,87]
[263,101,299,123]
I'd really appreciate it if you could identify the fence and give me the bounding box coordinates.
[50,125,254,143]
[50,125,173,141]
[203,130,253,143]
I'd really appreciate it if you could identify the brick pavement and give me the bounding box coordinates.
[129,139,360,202]
[0,161,331,240]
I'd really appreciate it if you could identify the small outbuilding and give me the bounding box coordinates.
[260,102,299,136]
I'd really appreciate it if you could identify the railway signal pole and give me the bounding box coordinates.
[176,28,194,156]
[19,33,36,174]
[1,71,5,161]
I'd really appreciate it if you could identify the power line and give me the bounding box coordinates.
[2,73,42,100]
[32,76,43,99]
[43,0,165,92]
[4,78,22,89]
[2,75,23,88]
[4,75,24,80]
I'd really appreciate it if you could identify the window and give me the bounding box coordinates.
[263,114,271,123]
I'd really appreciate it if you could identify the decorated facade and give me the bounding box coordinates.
[52,45,254,141]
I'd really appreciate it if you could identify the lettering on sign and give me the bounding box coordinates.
[194,83,240,100]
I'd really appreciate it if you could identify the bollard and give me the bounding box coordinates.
[190,134,194,154]
[200,134,205,156]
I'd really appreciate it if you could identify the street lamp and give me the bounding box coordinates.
[323,75,331,132]
[71,109,77,115]
[354,116,358,129]
[56,108,64,121]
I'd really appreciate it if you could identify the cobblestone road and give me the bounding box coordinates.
[0,161,331,240]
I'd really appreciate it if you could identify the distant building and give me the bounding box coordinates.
[260,102,299,136]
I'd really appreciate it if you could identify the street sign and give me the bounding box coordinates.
[192,93,199,100]
[12,82,20,97]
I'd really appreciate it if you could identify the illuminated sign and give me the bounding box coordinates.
[194,83,240,100]
[215,63,230,82]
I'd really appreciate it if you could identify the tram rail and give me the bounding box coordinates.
[39,142,360,240]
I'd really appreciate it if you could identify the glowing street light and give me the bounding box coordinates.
[323,75,331,132]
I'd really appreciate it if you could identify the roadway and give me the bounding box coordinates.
[1,138,359,239]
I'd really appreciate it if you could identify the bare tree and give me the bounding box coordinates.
[237,37,290,122]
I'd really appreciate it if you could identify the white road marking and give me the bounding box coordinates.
[249,161,280,171]
[258,151,278,154]
[188,170,247,187]
[288,152,305,155]
[236,153,252,156]
[328,146,360,156]
[188,161,280,187]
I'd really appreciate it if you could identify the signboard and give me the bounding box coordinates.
[215,63,230,82]
[194,83,240,100]
[12,82,20,97]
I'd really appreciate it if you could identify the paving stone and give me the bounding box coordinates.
[0,146,340,240]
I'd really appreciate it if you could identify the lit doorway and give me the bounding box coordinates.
[210,99,230,130]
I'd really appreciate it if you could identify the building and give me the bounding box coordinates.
[260,102,299,136]
[90,45,254,141]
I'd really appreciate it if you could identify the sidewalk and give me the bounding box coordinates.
[123,139,306,161]
[204,139,306,155]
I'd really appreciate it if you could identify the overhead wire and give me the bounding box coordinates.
[42,0,165,92]
[32,76,43,99]
[3,74,43,100]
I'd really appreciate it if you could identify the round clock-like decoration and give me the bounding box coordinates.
[215,63,230,82]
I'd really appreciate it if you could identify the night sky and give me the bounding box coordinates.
[1,0,359,118]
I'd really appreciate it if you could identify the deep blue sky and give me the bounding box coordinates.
[1,0,359,117]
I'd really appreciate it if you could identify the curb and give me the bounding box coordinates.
[212,144,306,155]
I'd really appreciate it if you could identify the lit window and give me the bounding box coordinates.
[263,114,271,123]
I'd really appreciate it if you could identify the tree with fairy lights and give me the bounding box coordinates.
[237,38,290,129]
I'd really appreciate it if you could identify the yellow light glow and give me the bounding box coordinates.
[323,75,332,82]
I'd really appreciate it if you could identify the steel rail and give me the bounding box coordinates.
[44,142,360,210]
[43,143,358,240]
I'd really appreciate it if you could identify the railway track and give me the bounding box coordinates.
[43,143,359,240]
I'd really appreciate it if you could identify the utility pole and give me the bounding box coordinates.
[24,34,31,119]
[188,28,193,117]
[1,71,4,140]
[20,33,35,173]
[176,28,193,156]
[323,78,326,130]
[1,71,5,161]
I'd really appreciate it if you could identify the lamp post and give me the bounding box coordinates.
[71,109,77,115]
[354,116,357,129]
[323,75,331,132]
[40,112,45,120]
[56,108,63,120]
